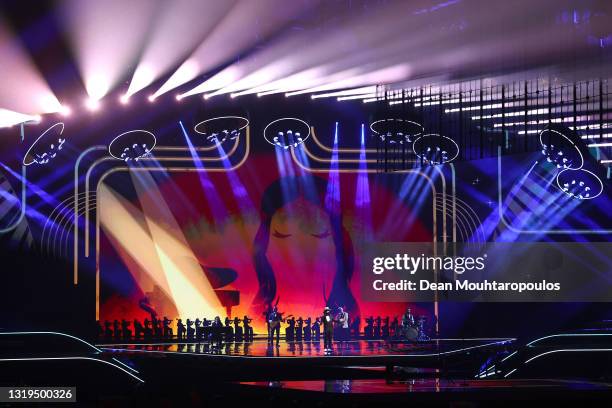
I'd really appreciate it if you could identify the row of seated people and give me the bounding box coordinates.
[97,316,254,342]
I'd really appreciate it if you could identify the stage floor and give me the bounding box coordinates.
[239,378,612,394]
[99,337,514,360]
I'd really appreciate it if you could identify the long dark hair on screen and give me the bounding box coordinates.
[252,176,358,317]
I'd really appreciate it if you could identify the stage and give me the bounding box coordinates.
[95,336,611,405]
[2,0,612,405]
[234,378,612,406]
[98,338,514,375]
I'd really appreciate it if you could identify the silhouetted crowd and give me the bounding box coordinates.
[278,315,420,340]
[97,310,428,343]
[97,315,254,343]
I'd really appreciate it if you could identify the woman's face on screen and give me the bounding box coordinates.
[266,197,336,315]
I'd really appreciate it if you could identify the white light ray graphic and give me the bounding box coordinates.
[128,170,222,318]
[285,64,411,97]
[155,0,317,98]
[0,109,40,128]
[126,0,233,97]
[62,0,158,100]
[337,93,377,101]
[186,0,452,99]
[311,87,377,99]
[0,19,61,114]
[99,184,174,302]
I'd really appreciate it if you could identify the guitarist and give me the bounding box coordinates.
[266,306,283,343]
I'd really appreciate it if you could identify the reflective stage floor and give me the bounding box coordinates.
[240,378,612,394]
[98,337,515,361]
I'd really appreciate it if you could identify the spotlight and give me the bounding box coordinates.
[119,95,130,105]
[263,118,311,148]
[539,126,584,170]
[230,93,238,99]
[85,98,100,111]
[59,105,71,117]
[85,77,110,101]
[370,119,423,144]
[412,134,459,165]
[148,95,156,103]
[175,94,183,101]
[193,116,249,145]
[556,168,604,200]
[109,129,157,161]
[203,94,212,100]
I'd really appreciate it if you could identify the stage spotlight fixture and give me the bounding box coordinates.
[263,118,310,148]
[175,94,183,101]
[556,168,604,200]
[193,116,249,145]
[84,98,100,111]
[22,122,66,166]
[148,95,156,103]
[58,105,71,117]
[119,95,130,105]
[370,119,423,145]
[85,77,110,102]
[108,130,156,162]
[412,134,460,165]
[539,126,584,170]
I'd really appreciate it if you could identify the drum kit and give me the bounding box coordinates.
[400,315,430,342]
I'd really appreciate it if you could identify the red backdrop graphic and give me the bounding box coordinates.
[99,154,433,332]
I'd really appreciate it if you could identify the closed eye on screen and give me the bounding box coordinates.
[273,230,292,238]
[273,230,330,239]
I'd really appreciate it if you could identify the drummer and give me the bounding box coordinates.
[401,307,415,328]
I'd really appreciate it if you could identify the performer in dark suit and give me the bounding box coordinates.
[186,319,195,339]
[104,320,113,338]
[243,315,253,341]
[322,307,335,352]
[121,319,132,339]
[133,319,144,339]
[296,317,304,341]
[374,316,382,338]
[195,318,202,341]
[224,317,234,342]
[364,316,374,339]
[382,316,390,338]
[176,319,186,340]
[162,316,173,338]
[202,318,211,340]
[312,317,321,339]
[285,316,296,341]
[210,316,224,347]
[96,321,104,340]
[113,320,121,339]
[391,316,399,338]
[303,317,312,341]
[233,317,243,341]
[266,306,283,343]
